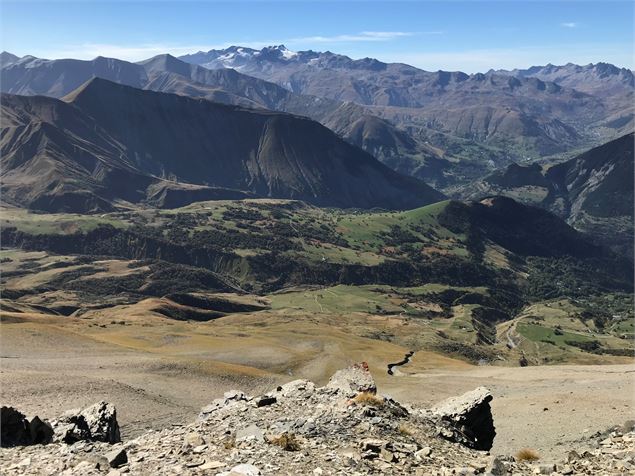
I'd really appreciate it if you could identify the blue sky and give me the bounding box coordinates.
[1,1,633,72]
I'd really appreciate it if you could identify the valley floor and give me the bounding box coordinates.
[1,311,633,462]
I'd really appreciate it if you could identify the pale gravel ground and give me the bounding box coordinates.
[1,317,633,463]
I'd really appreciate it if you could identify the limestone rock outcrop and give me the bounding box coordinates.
[52,401,120,444]
[430,386,496,451]
[1,365,631,475]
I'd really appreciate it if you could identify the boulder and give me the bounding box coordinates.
[1,407,30,447]
[53,409,91,443]
[1,407,53,447]
[326,362,376,397]
[28,416,54,445]
[53,401,120,444]
[431,386,496,451]
[81,401,120,443]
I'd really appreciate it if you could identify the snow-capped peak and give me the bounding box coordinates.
[277,45,298,60]
[256,45,298,61]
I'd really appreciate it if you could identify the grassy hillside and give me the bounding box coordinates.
[2,197,632,366]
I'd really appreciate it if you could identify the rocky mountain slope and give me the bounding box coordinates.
[2,364,633,475]
[0,78,443,213]
[460,133,634,256]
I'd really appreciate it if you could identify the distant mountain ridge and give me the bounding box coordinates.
[179,45,633,158]
[1,78,443,213]
[181,46,633,99]
[492,62,634,96]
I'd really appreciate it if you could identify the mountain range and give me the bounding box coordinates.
[180,46,633,152]
[2,48,633,192]
[1,78,442,213]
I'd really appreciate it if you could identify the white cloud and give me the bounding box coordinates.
[289,31,427,44]
[560,22,578,28]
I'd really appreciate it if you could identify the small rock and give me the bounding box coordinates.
[486,456,507,475]
[200,460,225,470]
[192,444,207,454]
[360,438,386,453]
[226,463,261,475]
[415,447,432,459]
[186,459,205,468]
[380,448,396,462]
[255,396,277,407]
[235,424,264,442]
[104,448,127,468]
[468,460,487,472]
[535,463,555,474]
[561,464,573,475]
[184,432,204,447]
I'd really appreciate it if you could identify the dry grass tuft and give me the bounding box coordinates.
[515,448,540,462]
[398,423,414,436]
[269,433,301,451]
[351,391,384,407]
[223,436,236,449]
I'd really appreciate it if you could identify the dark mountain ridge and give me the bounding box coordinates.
[1,78,443,213]
[1,52,462,188]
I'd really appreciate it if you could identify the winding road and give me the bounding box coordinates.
[387,350,415,375]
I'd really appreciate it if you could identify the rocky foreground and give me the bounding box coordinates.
[1,363,634,475]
